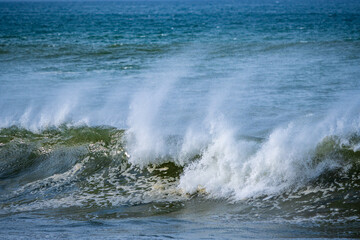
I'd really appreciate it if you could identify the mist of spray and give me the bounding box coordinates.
[179,94,360,200]
[125,55,193,165]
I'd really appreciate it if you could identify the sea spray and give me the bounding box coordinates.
[179,97,360,200]
[125,55,195,166]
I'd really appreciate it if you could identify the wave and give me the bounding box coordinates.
[1,49,359,219]
[0,109,359,216]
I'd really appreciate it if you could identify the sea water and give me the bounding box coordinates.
[1,0,360,238]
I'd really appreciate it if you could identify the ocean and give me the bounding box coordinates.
[1,0,360,238]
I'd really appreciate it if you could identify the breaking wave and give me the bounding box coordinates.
[0,101,359,220]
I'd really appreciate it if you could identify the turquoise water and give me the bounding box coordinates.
[1,0,360,238]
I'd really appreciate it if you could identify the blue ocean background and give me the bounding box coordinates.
[1,0,360,238]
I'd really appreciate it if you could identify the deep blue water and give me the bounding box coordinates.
[1,0,360,238]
